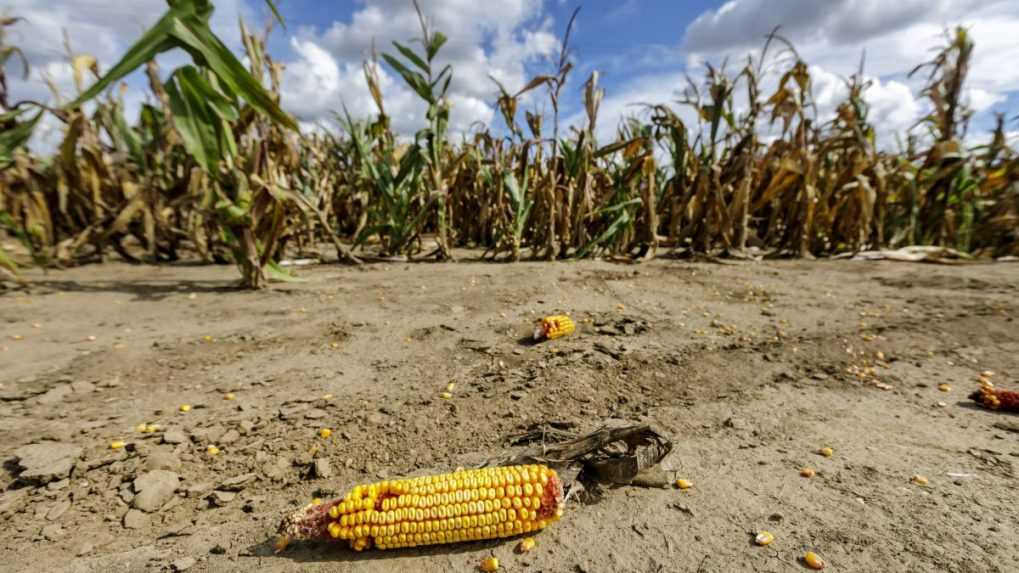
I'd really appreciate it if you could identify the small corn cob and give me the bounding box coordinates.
[275,464,563,553]
[970,382,1019,412]
[533,315,575,341]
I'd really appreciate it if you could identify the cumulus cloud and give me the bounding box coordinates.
[280,0,558,135]
[678,0,1019,144]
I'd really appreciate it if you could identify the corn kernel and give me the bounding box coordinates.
[911,475,929,486]
[145,424,158,433]
[800,467,816,478]
[319,428,333,439]
[937,383,951,392]
[207,445,220,456]
[223,392,236,400]
[675,479,693,490]
[804,551,825,570]
[179,404,191,413]
[480,556,499,572]
[135,424,148,433]
[818,447,833,458]
[440,392,453,399]
[110,440,126,449]
[517,537,536,553]
[754,531,775,546]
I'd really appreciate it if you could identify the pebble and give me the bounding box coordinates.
[208,491,236,506]
[162,430,187,445]
[70,380,96,394]
[123,509,150,529]
[46,500,71,521]
[132,470,180,512]
[219,473,256,491]
[313,458,333,479]
[41,524,64,541]
[13,443,83,485]
[143,451,182,472]
[219,429,241,445]
[171,557,197,572]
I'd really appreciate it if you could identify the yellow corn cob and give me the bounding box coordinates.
[275,465,563,552]
[533,315,575,341]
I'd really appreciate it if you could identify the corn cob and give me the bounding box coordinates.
[970,383,1019,412]
[533,315,575,341]
[275,464,563,552]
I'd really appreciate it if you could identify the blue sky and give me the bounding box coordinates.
[7,0,1019,149]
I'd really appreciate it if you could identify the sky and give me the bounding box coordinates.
[5,0,1019,151]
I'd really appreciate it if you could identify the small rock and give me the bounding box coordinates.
[132,470,179,512]
[171,557,197,572]
[219,473,256,491]
[13,442,83,484]
[75,543,94,557]
[279,404,309,420]
[208,491,236,506]
[41,523,64,541]
[304,408,327,420]
[70,380,96,394]
[46,500,71,521]
[238,420,256,435]
[509,391,526,401]
[162,430,187,445]
[144,451,182,472]
[123,509,150,529]
[219,429,241,445]
[186,483,214,498]
[47,479,70,491]
[0,489,29,517]
[313,459,333,479]
[366,413,387,425]
[37,385,72,405]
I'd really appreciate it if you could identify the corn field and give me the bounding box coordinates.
[1,0,1017,288]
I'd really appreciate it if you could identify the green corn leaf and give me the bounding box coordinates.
[392,41,430,74]
[165,70,225,172]
[0,110,42,169]
[167,16,296,130]
[426,31,448,61]
[382,53,434,103]
[263,0,286,30]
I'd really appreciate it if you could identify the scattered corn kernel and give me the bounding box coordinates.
[516,537,536,553]
[319,428,333,439]
[202,335,214,343]
[223,392,236,400]
[800,467,816,478]
[818,447,833,458]
[136,424,148,433]
[86,335,97,341]
[981,370,994,378]
[480,556,499,572]
[179,404,191,413]
[446,382,456,392]
[322,394,334,400]
[10,335,23,341]
[207,445,220,456]
[754,531,775,546]
[804,551,825,570]
[440,392,453,399]
[911,475,929,486]
[145,424,159,433]
[110,440,126,449]
[675,479,693,490]
[937,384,951,392]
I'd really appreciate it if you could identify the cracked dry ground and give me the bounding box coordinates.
[1,257,1018,573]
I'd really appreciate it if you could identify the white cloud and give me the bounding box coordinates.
[5,0,251,153]
[678,0,1019,145]
[279,0,558,135]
